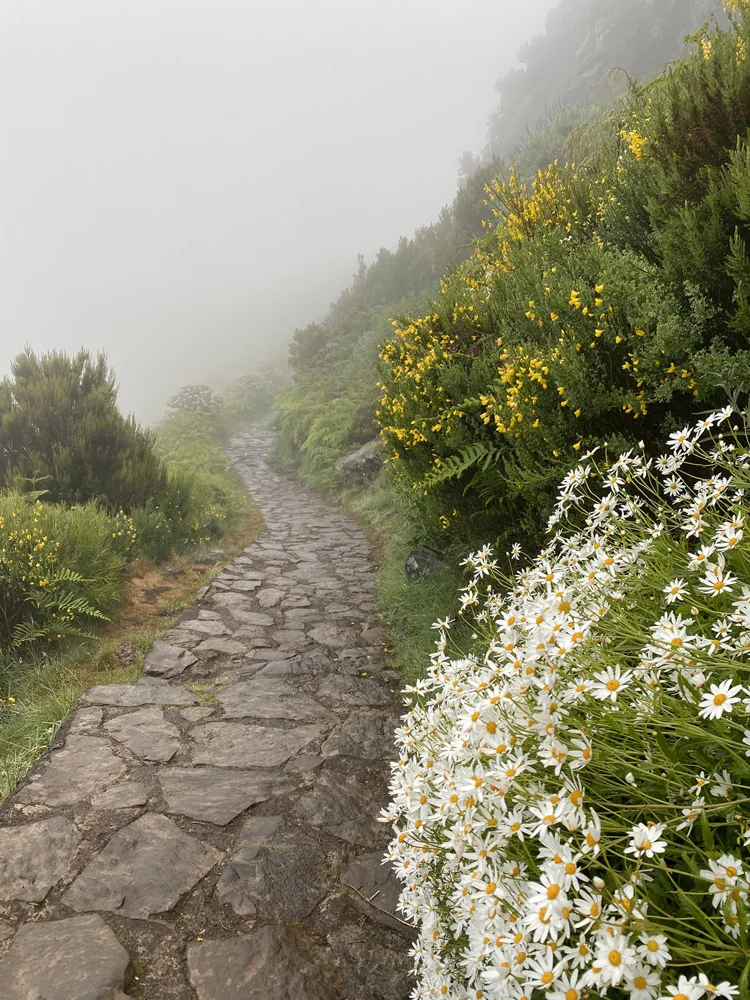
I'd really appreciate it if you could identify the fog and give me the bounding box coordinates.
[0,0,557,422]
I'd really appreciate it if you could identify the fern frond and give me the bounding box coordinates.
[424,442,501,488]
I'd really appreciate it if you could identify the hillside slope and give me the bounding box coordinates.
[487,0,726,157]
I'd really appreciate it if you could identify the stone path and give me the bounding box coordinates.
[0,423,412,1000]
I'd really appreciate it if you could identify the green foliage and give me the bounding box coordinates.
[222,364,289,434]
[346,474,471,685]
[273,3,750,586]
[273,163,501,482]
[377,12,750,554]
[0,493,124,648]
[155,410,231,473]
[147,403,248,563]
[0,348,168,510]
[166,384,225,417]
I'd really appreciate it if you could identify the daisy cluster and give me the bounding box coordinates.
[384,408,750,1000]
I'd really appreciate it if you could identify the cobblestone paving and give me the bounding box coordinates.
[0,423,412,1000]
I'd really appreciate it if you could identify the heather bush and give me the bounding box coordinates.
[0,348,167,510]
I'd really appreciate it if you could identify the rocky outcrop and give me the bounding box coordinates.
[405,549,442,581]
[334,439,384,485]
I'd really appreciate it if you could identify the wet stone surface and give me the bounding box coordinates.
[215,815,329,921]
[0,421,409,998]
[15,736,126,807]
[0,914,133,1000]
[104,707,181,763]
[158,767,278,825]
[0,816,81,902]
[64,813,223,918]
[187,924,340,1000]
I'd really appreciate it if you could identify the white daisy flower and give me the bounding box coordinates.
[624,822,667,859]
[698,680,743,720]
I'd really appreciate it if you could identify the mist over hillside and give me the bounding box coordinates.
[0,0,557,423]
[486,0,726,157]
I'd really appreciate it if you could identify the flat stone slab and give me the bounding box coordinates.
[181,619,231,636]
[322,900,413,1000]
[307,623,360,648]
[104,707,181,762]
[291,770,384,847]
[258,660,306,677]
[181,706,215,723]
[228,609,275,627]
[284,608,316,621]
[321,710,398,759]
[64,813,222,918]
[191,722,327,768]
[92,781,149,810]
[187,925,339,999]
[0,816,82,902]
[257,588,284,608]
[211,593,254,609]
[273,629,308,644]
[163,629,202,647]
[216,679,331,721]
[215,816,328,920]
[249,649,295,661]
[0,914,132,1000]
[68,706,104,733]
[316,674,391,707]
[158,767,276,824]
[195,637,248,656]
[83,684,198,707]
[280,595,311,608]
[143,640,198,679]
[230,579,263,591]
[342,852,404,928]
[16,736,126,807]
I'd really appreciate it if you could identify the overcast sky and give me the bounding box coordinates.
[0,0,556,421]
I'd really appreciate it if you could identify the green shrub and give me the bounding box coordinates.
[0,348,168,510]
[223,365,288,433]
[155,410,231,474]
[0,493,125,648]
[146,401,249,562]
[376,11,750,554]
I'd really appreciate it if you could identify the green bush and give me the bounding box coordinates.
[155,410,231,473]
[223,365,288,433]
[146,400,249,562]
[377,11,750,554]
[0,493,125,648]
[0,348,168,510]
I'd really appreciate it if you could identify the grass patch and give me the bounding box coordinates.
[0,491,263,803]
[346,475,470,686]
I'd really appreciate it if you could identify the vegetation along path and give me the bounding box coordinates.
[0,422,412,1000]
